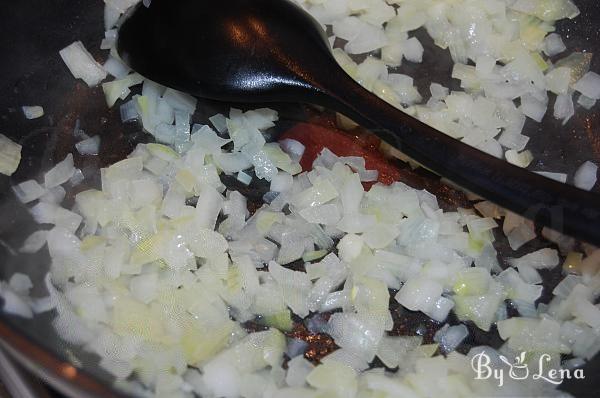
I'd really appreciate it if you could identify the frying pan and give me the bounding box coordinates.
[0,0,599,396]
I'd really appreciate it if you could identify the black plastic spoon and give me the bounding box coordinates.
[117,0,600,245]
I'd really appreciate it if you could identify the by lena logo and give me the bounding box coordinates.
[471,351,585,387]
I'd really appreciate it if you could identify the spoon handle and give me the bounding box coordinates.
[313,64,600,245]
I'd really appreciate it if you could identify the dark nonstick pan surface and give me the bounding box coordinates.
[0,1,599,397]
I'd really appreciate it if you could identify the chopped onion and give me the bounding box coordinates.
[22,106,44,120]
[396,277,442,314]
[279,139,306,163]
[129,273,158,304]
[577,94,597,110]
[505,150,533,168]
[59,41,107,87]
[573,72,600,100]
[103,56,130,79]
[120,99,138,122]
[44,153,75,188]
[546,67,572,95]
[327,313,383,362]
[573,161,598,191]
[20,230,48,253]
[0,134,22,176]
[403,37,424,63]
[8,274,32,295]
[40,186,66,205]
[208,114,227,133]
[236,171,253,186]
[104,0,139,14]
[14,7,600,386]
[434,324,468,354]
[104,4,121,30]
[306,360,357,397]
[102,73,144,107]
[507,222,536,251]
[285,356,314,388]
[520,94,548,122]
[163,88,197,114]
[553,92,575,124]
[544,33,566,56]
[534,171,568,183]
[76,136,101,156]
[508,248,560,269]
[0,285,33,318]
[12,180,45,203]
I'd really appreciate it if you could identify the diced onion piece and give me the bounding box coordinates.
[403,37,424,63]
[453,267,491,296]
[20,230,48,253]
[498,132,529,152]
[268,261,311,317]
[59,41,107,87]
[542,227,575,255]
[30,202,82,232]
[577,94,597,110]
[516,263,542,285]
[12,180,45,203]
[553,274,582,299]
[430,83,449,100]
[195,186,224,230]
[102,74,144,108]
[507,222,536,250]
[327,312,383,362]
[534,171,568,183]
[76,136,101,156]
[104,4,121,30]
[573,72,600,100]
[69,169,85,186]
[553,92,575,124]
[337,233,364,262]
[9,274,33,295]
[426,296,454,322]
[208,114,227,133]
[119,99,138,122]
[22,106,44,120]
[129,273,158,304]
[434,324,468,353]
[0,134,22,176]
[236,171,252,186]
[40,186,66,205]
[306,361,357,397]
[344,23,388,55]
[396,277,442,314]
[286,356,314,388]
[497,268,542,304]
[0,286,33,318]
[44,153,75,188]
[505,149,533,168]
[574,161,598,191]
[104,0,139,14]
[163,88,197,114]
[545,67,572,95]
[453,283,505,332]
[103,56,130,79]
[279,139,306,163]
[520,94,547,122]
[511,0,580,21]
[270,172,293,193]
[508,248,560,269]
[544,33,566,56]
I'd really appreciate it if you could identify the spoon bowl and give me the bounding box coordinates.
[118,0,600,245]
[118,0,334,104]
